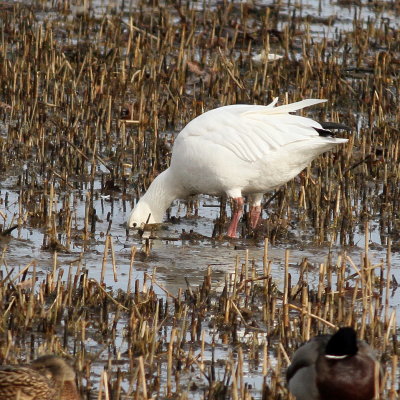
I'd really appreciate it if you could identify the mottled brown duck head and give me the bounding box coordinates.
[30,356,80,400]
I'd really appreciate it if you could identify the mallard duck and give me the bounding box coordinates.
[287,327,381,400]
[0,355,80,400]
[127,98,348,237]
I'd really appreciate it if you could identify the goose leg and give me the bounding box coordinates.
[227,197,244,238]
[250,205,262,229]
[248,193,263,229]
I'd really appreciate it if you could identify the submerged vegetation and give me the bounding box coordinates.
[0,0,398,398]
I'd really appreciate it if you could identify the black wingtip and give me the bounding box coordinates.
[314,127,335,137]
[314,122,352,137]
[320,122,352,131]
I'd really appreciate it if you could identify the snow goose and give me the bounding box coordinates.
[287,327,381,400]
[128,98,348,237]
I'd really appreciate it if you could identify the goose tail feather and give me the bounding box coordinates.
[243,99,327,117]
[269,98,327,114]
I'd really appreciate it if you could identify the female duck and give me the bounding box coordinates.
[0,355,80,400]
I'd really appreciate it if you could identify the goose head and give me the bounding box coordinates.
[127,170,180,229]
[127,200,156,228]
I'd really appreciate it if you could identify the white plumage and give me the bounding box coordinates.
[128,98,348,237]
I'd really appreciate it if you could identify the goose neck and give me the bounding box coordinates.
[142,168,180,218]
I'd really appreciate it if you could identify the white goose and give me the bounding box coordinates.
[128,98,348,237]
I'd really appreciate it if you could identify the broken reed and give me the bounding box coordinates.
[0,236,397,398]
[0,0,397,246]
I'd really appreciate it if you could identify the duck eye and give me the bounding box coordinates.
[133,223,137,228]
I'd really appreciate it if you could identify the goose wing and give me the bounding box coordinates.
[177,99,332,163]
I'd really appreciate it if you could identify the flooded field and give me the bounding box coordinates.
[0,0,399,398]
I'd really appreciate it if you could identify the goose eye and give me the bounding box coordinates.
[133,223,137,228]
